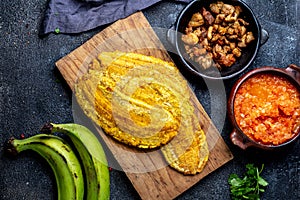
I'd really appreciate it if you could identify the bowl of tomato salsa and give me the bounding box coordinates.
[228,64,300,150]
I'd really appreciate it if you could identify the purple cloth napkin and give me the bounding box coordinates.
[39,0,192,35]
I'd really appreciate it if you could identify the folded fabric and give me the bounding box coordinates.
[39,0,191,35]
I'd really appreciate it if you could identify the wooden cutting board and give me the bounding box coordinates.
[56,12,233,200]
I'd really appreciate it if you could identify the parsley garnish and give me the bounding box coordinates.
[228,164,268,200]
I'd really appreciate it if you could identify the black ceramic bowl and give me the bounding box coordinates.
[228,64,300,150]
[169,0,269,79]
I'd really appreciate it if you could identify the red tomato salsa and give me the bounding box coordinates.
[234,73,300,145]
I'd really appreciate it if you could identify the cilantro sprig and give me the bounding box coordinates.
[228,164,268,200]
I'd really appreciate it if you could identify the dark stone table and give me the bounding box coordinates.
[0,0,299,199]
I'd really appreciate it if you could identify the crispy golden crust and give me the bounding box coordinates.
[75,51,209,174]
[161,124,209,175]
[76,52,190,148]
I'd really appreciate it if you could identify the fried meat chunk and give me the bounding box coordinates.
[181,1,255,70]
[201,7,215,25]
[181,32,199,45]
[188,12,205,27]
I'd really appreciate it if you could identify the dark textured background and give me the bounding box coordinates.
[0,0,299,199]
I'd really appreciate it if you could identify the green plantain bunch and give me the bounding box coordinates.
[5,123,110,200]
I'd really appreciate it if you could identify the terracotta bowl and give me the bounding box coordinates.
[228,64,300,150]
[168,0,269,79]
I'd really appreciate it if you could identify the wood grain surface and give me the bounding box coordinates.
[56,12,233,200]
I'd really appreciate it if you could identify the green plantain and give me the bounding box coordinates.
[41,123,110,200]
[6,134,84,200]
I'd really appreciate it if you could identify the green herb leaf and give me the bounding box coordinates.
[228,164,268,200]
[258,176,268,186]
[54,28,60,34]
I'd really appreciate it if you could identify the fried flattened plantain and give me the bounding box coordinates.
[75,51,191,148]
[75,51,209,174]
[161,108,209,175]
